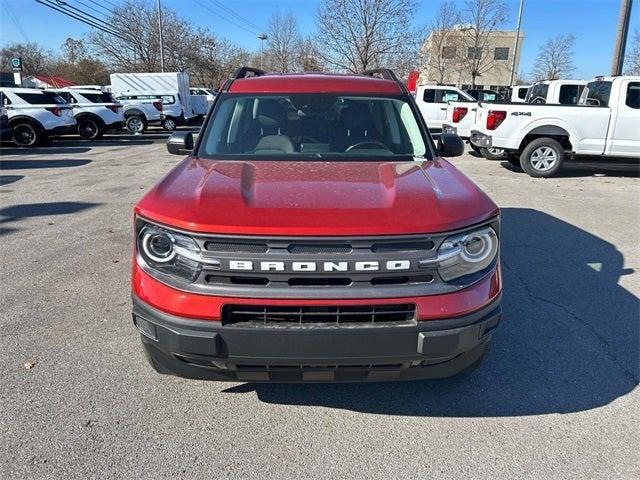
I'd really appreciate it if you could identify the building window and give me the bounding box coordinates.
[442,46,457,59]
[494,47,509,61]
[467,47,482,60]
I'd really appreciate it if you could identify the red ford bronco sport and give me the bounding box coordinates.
[132,68,502,382]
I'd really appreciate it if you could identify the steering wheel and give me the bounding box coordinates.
[345,141,388,152]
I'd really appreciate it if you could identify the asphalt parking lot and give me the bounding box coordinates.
[1,130,638,479]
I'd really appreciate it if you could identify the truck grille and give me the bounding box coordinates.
[222,304,416,327]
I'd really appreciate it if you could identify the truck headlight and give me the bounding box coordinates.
[137,223,202,281]
[436,226,498,281]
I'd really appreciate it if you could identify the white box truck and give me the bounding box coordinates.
[110,72,196,126]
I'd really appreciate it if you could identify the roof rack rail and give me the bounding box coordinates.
[361,68,408,93]
[232,66,266,80]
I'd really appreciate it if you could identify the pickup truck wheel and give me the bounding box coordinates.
[77,118,104,140]
[520,138,565,177]
[480,147,507,160]
[161,117,177,131]
[12,122,41,147]
[126,115,147,133]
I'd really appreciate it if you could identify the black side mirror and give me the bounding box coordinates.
[167,131,194,155]
[437,133,464,158]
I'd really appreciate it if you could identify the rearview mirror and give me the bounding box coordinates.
[167,131,194,155]
[437,133,464,158]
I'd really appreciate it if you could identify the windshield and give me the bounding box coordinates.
[198,94,430,160]
[579,81,612,106]
[526,83,549,103]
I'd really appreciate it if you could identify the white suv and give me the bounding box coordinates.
[0,87,76,147]
[48,88,124,139]
[113,92,164,133]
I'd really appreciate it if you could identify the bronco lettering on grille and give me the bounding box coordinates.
[228,260,411,272]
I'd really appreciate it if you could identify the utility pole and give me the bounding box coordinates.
[611,0,633,75]
[258,33,268,70]
[157,0,165,72]
[509,0,524,86]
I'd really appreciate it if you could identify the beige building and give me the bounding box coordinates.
[419,28,525,90]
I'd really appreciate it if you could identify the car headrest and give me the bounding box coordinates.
[341,102,373,132]
[254,135,295,154]
[255,99,287,127]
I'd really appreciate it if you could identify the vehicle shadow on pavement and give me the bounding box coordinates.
[1,145,93,155]
[0,175,24,186]
[0,159,91,169]
[0,201,100,236]
[500,158,640,178]
[225,208,639,416]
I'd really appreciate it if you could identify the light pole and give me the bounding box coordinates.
[611,0,633,75]
[157,0,165,72]
[258,33,268,70]
[509,0,524,86]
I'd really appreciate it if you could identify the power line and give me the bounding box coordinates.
[3,2,31,43]
[195,0,259,35]
[93,0,121,8]
[76,0,114,16]
[34,0,127,40]
[51,0,118,31]
[209,0,263,33]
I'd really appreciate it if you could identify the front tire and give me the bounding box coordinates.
[480,147,507,160]
[12,122,41,147]
[161,117,177,131]
[520,138,565,178]
[126,115,147,133]
[77,117,104,140]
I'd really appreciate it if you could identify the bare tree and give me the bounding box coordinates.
[531,34,576,81]
[458,0,509,87]
[0,42,55,76]
[421,2,462,84]
[624,29,640,75]
[265,11,300,72]
[315,0,418,73]
[296,37,325,71]
[54,38,110,84]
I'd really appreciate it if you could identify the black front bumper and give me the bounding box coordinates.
[133,297,502,382]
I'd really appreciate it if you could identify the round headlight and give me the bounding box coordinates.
[142,231,175,263]
[461,233,493,262]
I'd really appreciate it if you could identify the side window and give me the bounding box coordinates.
[625,82,640,109]
[422,89,435,103]
[1,93,11,106]
[440,90,461,102]
[559,85,580,105]
[517,87,528,99]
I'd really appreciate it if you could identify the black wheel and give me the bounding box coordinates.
[126,115,147,133]
[161,117,177,131]
[12,122,41,147]
[77,117,104,140]
[519,137,565,178]
[480,147,507,160]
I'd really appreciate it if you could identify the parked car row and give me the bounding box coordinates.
[436,76,639,177]
[0,72,217,147]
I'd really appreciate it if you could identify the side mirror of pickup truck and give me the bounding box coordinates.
[167,131,194,155]
[437,133,464,158]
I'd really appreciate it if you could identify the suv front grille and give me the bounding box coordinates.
[222,304,416,327]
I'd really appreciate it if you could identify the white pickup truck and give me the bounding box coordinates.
[444,79,590,160]
[414,85,475,133]
[469,76,640,177]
